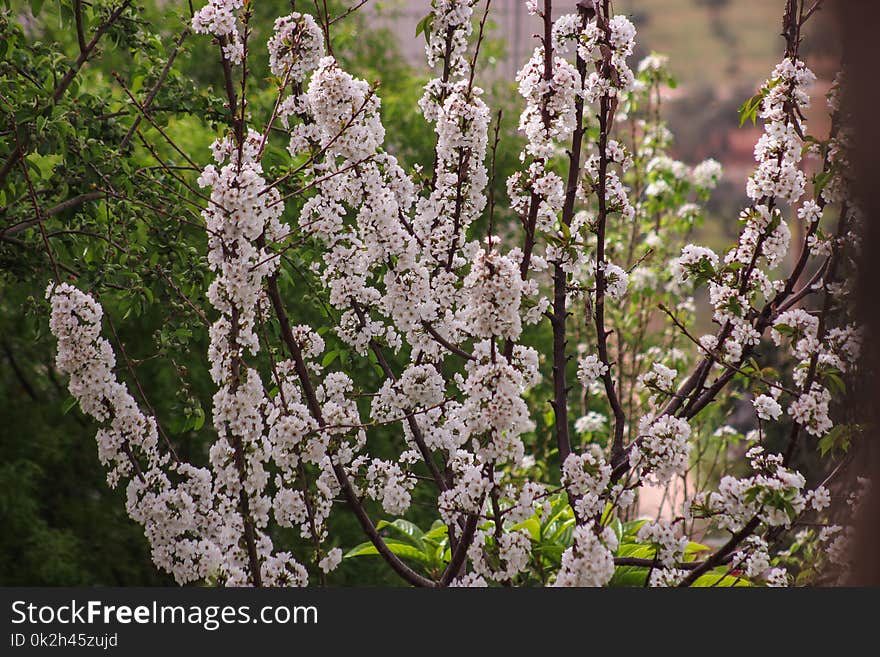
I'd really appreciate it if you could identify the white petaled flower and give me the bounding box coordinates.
[267,13,325,82]
[672,244,718,284]
[689,448,807,532]
[745,58,815,204]
[574,412,607,434]
[424,0,474,73]
[516,47,580,159]
[807,486,831,512]
[468,529,531,583]
[699,334,719,352]
[553,524,617,587]
[692,158,723,189]
[450,573,488,587]
[649,568,687,587]
[772,309,820,360]
[308,57,385,161]
[630,415,692,485]
[460,246,524,341]
[577,354,608,386]
[602,262,629,300]
[798,199,822,224]
[638,53,668,73]
[636,521,689,567]
[788,384,833,437]
[638,363,677,395]
[192,0,244,63]
[46,283,229,585]
[765,568,789,587]
[45,0,861,592]
[753,394,783,421]
[318,548,343,573]
[562,447,611,518]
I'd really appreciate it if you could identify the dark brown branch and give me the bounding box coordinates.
[115,74,200,169]
[1,192,104,237]
[593,0,627,471]
[120,29,190,150]
[550,3,591,467]
[350,303,448,492]
[105,315,179,463]
[422,321,474,361]
[12,129,60,282]
[329,0,371,26]
[678,517,760,586]
[2,341,40,402]
[266,277,435,587]
[73,0,88,54]
[439,498,482,585]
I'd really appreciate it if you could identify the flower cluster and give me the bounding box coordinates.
[578,14,637,103]
[424,0,474,74]
[671,244,718,285]
[746,59,816,203]
[753,394,783,421]
[468,529,531,583]
[636,521,689,567]
[577,354,608,386]
[47,284,223,584]
[267,13,324,81]
[191,0,245,64]
[687,447,808,531]
[553,524,617,587]
[460,246,524,341]
[516,47,580,159]
[630,415,692,486]
[562,447,611,519]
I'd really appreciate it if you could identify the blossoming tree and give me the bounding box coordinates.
[43,0,868,586]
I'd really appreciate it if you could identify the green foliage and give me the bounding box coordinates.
[345,519,451,579]
[342,495,754,587]
[738,79,779,126]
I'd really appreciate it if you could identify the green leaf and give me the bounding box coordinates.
[343,540,433,567]
[609,565,649,587]
[818,424,852,457]
[415,13,433,42]
[62,395,78,414]
[192,407,205,431]
[691,568,751,587]
[533,544,565,560]
[621,519,648,539]
[511,516,541,542]
[321,350,338,367]
[738,92,763,127]
[825,372,846,396]
[376,518,426,551]
[617,543,656,560]
[683,541,711,561]
[609,518,624,545]
[560,221,571,242]
[813,169,833,197]
[422,523,449,543]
